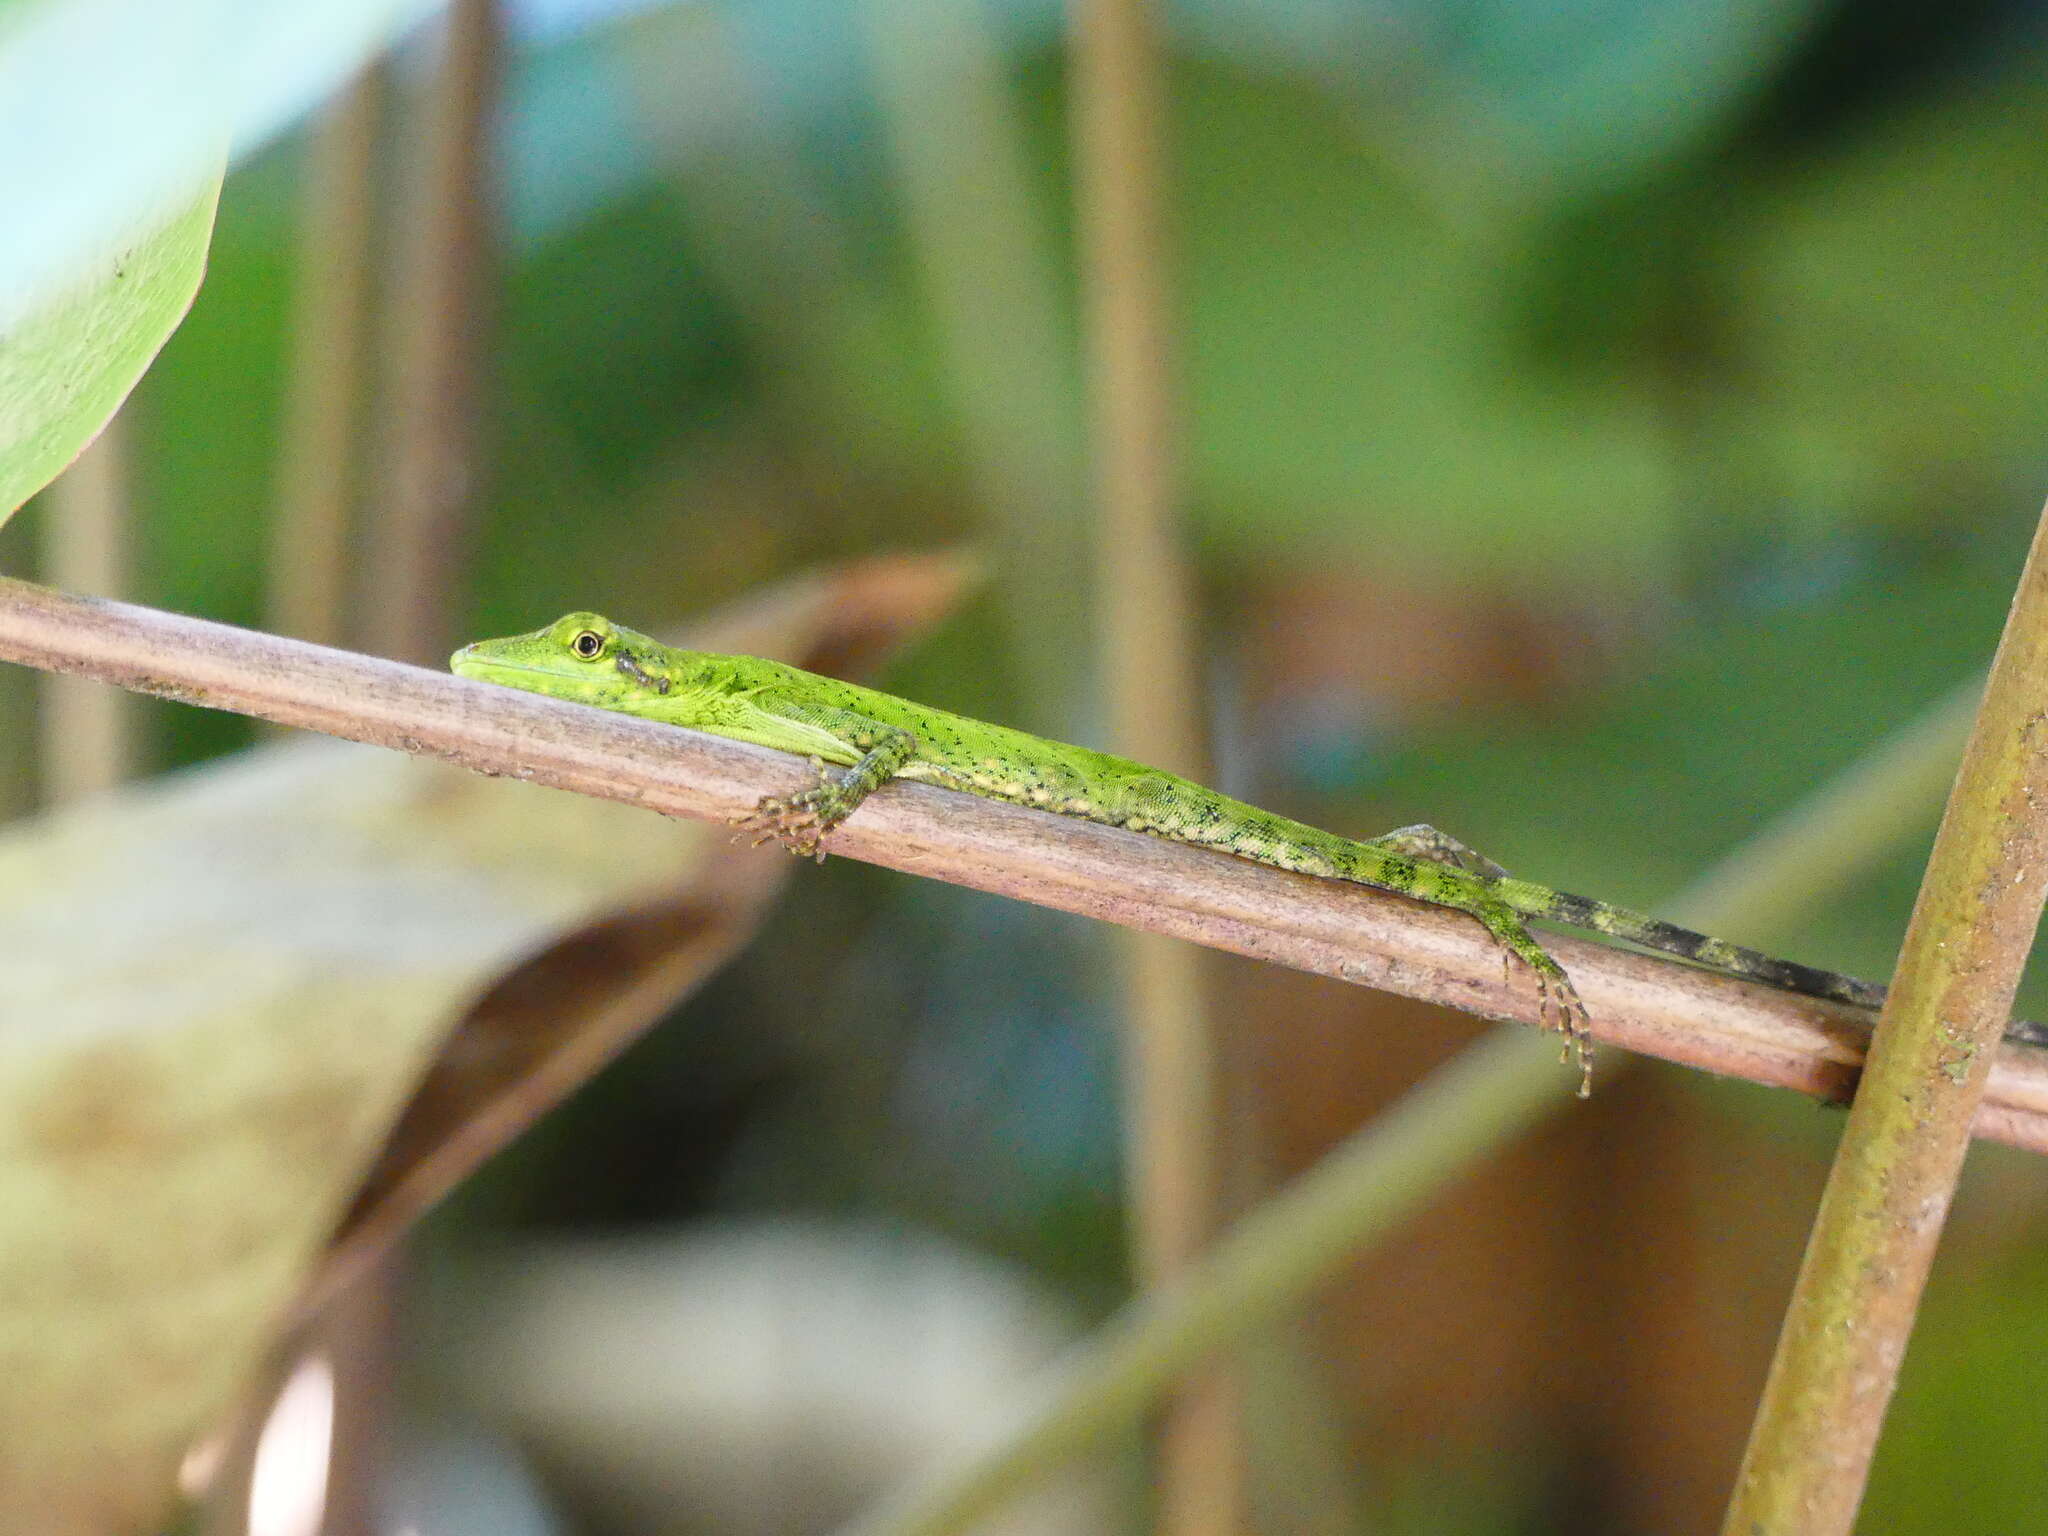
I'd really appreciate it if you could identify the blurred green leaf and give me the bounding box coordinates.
[1413,0,1827,199]
[1159,67,1680,576]
[1861,1217,2048,1529]
[0,177,219,523]
[0,0,431,316]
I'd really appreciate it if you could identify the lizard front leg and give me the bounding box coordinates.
[734,700,917,861]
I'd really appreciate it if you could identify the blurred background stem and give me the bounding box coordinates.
[1069,0,1242,1530]
[862,0,1085,733]
[267,63,386,654]
[371,0,499,667]
[38,417,135,800]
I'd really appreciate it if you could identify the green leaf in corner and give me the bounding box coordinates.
[0,175,220,523]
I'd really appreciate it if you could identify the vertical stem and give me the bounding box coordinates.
[38,418,136,799]
[1070,1,1237,1529]
[1120,936,1237,1530]
[372,0,498,666]
[269,66,386,652]
[1723,502,2048,1533]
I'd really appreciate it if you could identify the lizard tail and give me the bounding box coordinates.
[1491,879,2048,1052]
[1490,879,1887,1011]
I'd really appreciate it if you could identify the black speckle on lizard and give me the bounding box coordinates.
[616,651,670,695]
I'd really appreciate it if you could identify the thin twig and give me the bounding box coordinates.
[1074,0,1215,1275]
[1722,505,2048,1532]
[5,576,2048,1141]
[1073,0,1196,773]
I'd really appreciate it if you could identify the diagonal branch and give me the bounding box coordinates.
[6,574,2048,1147]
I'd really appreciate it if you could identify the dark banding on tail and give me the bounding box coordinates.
[1513,886,1886,1010]
[1499,881,2048,1051]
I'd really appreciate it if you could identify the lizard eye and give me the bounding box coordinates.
[570,629,605,660]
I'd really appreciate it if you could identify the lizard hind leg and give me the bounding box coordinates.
[1472,900,1593,1098]
[1368,826,1589,1085]
[1368,824,1513,881]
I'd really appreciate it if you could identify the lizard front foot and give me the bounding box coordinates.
[734,758,853,863]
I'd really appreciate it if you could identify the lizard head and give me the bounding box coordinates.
[451,612,679,706]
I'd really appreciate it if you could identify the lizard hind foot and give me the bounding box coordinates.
[1529,965,1594,1099]
[1548,974,1597,1097]
[1474,902,1593,1096]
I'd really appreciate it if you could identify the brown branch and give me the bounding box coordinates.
[1723,503,2048,1531]
[7,574,2048,1149]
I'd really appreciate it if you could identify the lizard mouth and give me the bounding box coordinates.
[451,652,566,684]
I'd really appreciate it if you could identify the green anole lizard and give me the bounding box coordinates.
[451,611,1972,1095]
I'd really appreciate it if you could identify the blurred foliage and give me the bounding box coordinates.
[0,0,429,312]
[14,0,2048,1528]
[1865,1219,2048,1528]
[0,180,218,525]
